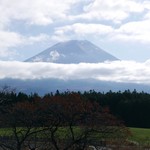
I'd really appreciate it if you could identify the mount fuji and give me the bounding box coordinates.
[4,40,149,95]
[25,40,118,63]
[1,40,150,95]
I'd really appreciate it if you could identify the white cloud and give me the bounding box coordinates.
[0,0,146,28]
[143,0,150,17]
[0,30,50,59]
[0,31,23,49]
[0,60,150,84]
[0,30,24,59]
[54,23,114,39]
[112,20,150,43]
[54,19,150,44]
[72,0,144,23]
[0,0,78,27]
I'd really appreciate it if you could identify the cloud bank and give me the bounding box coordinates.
[1,60,150,84]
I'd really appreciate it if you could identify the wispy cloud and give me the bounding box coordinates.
[112,20,150,43]
[54,19,150,44]
[0,60,150,84]
[0,0,79,27]
[0,0,145,27]
[54,23,113,36]
[0,31,50,59]
[73,0,144,23]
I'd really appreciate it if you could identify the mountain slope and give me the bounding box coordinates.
[25,40,118,63]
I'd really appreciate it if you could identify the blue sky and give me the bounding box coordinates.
[1,0,150,62]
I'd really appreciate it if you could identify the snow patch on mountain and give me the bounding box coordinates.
[49,50,60,61]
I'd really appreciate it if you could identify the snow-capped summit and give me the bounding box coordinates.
[25,40,118,63]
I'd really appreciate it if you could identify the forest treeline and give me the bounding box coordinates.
[0,88,150,128]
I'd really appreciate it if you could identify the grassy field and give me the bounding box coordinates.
[0,128,12,136]
[129,127,150,145]
[0,127,150,145]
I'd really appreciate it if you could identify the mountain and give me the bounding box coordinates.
[25,40,118,63]
[0,40,122,95]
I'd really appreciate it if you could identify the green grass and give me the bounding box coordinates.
[0,127,150,145]
[129,127,150,145]
[0,128,13,136]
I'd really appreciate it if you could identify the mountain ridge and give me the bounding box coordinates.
[25,40,118,63]
[1,78,150,95]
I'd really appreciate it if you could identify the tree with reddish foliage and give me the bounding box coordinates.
[42,92,130,150]
[0,92,130,150]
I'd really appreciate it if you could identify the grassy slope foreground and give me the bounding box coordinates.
[0,127,149,142]
[129,127,150,146]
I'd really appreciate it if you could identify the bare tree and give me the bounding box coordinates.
[0,101,48,150]
[42,93,130,150]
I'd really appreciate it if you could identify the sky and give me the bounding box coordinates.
[1,0,150,85]
[0,0,150,61]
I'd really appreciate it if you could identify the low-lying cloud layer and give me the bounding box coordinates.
[1,60,150,84]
